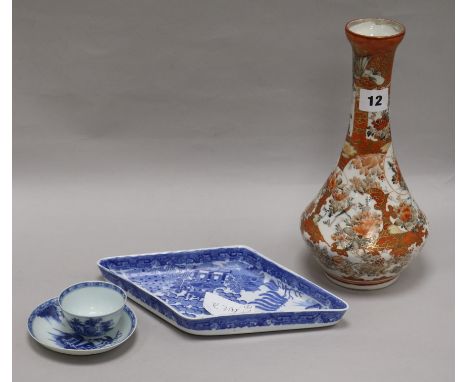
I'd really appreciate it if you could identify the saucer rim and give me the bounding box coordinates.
[27,297,137,355]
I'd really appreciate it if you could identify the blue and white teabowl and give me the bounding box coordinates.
[28,298,137,355]
[98,246,349,335]
[58,281,127,337]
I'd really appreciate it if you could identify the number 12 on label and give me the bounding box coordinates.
[359,88,388,112]
[368,95,382,106]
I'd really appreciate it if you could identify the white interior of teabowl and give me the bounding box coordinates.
[61,286,124,316]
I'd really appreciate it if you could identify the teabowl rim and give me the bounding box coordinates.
[58,280,127,318]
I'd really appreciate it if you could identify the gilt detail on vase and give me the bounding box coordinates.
[300,19,429,289]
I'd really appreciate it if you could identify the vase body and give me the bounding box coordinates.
[300,19,429,289]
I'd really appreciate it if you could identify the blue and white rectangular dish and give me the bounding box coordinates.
[97,246,349,335]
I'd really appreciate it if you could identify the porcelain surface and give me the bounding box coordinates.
[300,18,428,289]
[58,281,127,337]
[28,298,137,355]
[98,246,348,335]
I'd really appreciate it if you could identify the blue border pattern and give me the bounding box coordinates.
[98,247,348,333]
[58,281,126,308]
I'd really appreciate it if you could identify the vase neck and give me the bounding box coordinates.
[337,19,405,166]
[347,49,396,152]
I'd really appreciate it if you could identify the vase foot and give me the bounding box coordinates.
[324,273,399,290]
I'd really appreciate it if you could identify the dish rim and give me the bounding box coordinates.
[97,245,349,322]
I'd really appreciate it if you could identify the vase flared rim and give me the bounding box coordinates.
[345,18,405,40]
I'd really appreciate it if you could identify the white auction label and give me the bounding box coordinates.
[359,88,389,112]
[203,292,257,316]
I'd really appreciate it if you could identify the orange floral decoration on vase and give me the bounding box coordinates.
[300,18,429,289]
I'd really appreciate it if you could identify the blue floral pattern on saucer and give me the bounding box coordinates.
[28,298,137,355]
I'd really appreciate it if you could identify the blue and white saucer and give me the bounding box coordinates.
[28,298,137,355]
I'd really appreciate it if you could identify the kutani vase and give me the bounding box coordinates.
[300,18,429,289]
